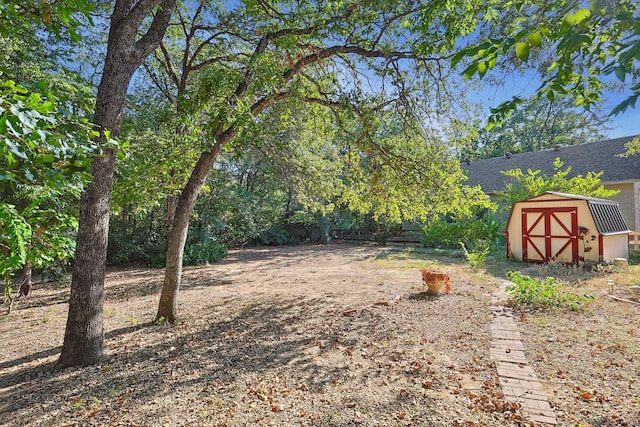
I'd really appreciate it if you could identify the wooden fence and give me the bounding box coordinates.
[331,229,377,241]
[630,232,640,252]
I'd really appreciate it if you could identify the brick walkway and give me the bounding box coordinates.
[490,281,557,425]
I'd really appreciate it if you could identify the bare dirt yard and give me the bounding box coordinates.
[1,243,639,426]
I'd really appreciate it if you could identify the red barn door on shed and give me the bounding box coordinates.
[521,208,578,263]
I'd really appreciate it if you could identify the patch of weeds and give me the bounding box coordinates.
[529,316,554,327]
[591,263,623,275]
[460,241,489,269]
[533,260,586,281]
[71,398,84,410]
[87,396,101,408]
[108,386,121,397]
[506,271,594,311]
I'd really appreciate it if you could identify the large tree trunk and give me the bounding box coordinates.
[58,149,116,366]
[156,148,222,322]
[58,0,176,368]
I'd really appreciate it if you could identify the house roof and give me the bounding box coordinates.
[519,192,631,235]
[462,135,640,193]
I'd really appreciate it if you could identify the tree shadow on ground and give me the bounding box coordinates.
[408,291,441,301]
[0,296,374,424]
[0,322,153,373]
[8,268,238,313]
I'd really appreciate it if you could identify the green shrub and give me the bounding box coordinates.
[183,241,227,266]
[506,271,594,310]
[108,230,167,267]
[420,211,503,251]
[256,227,293,246]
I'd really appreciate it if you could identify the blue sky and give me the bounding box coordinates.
[604,105,640,138]
[469,68,640,140]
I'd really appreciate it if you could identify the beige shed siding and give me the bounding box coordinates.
[606,183,636,231]
[506,197,597,263]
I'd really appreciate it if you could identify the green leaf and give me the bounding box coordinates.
[574,8,591,24]
[527,32,542,47]
[37,154,56,163]
[546,90,555,101]
[462,63,478,79]
[614,66,626,82]
[477,61,488,78]
[515,42,530,62]
[451,50,467,67]
[564,8,591,26]
[488,55,497,69]
[6,140,28,159]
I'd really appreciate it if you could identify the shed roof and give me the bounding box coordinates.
[519,192,631,236]
[463,136,640,193]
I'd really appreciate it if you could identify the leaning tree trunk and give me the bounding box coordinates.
[58,0,176,368]
[156,147,222,322]
[155,96,286,321]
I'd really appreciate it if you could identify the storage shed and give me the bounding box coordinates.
[506,192,631,264]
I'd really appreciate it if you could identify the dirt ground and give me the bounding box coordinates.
[1,243,639,426]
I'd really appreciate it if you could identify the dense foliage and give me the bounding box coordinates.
[496,157,618,209]
[420,210,503,251]
[0,9,98,308]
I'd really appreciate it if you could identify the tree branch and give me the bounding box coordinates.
[136,0,177,59]
[282,45,443,82]
[157,41,180,88]
[142,61,175,104]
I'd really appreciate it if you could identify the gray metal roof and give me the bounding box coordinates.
[462,136,640,193]
[587,198,630,235]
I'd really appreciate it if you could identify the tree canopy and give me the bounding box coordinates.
[461,95,610,161]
